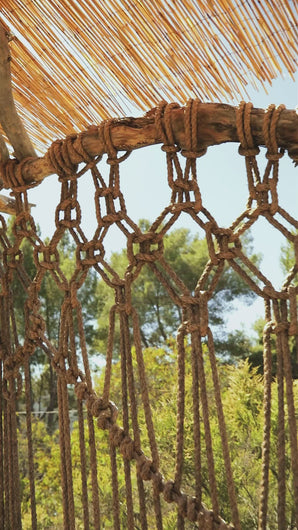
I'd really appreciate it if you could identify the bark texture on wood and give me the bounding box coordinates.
[0,194,35,214]
[0,21,36,161]
[0,103,298,191]
[0,132,9,163]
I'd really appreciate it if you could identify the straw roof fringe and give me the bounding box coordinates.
[0,1,297,151]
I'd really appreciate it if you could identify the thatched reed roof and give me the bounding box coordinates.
[0,1,297,150]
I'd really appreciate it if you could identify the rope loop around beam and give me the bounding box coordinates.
[1,101,298,195]
[236,101,260,157]
[0,157,38,191]
[263,103,285,160]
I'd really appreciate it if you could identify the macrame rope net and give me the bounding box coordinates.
[0,100,298,529]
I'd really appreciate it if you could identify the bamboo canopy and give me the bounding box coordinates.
[0,0,297,153]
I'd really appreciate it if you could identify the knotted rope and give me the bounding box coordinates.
[0,100,297,530]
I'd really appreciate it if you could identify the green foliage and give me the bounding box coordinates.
[248,317,298,379]
[7,223,99,430]
[18,348,298,529]
[9,222,99,350]
[8,217,297,526]
[18,418,63,529]
[9,217,261,383]
[94,222,259,360]
[94,347,297,528]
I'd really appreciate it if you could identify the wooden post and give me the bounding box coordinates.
[0,21,36,162]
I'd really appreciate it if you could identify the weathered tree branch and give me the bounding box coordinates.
[0,193,35,214]
[0,103,297,193]
[0,20,36,161]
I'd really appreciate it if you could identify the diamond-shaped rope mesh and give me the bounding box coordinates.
[0,100,297,529]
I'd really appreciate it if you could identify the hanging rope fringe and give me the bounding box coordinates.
[0,101,297,529]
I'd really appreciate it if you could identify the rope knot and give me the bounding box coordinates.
[109,425,125,446]
[0,157,37,191]
[163,480,177,503]
[266,151,284,161]
[97,186,114,198]
[180,292,209,336]
[87,395,105,417]
[116,301,132,315]
[263,321,275,335]
[186,497,198,522]
[136,455,154,481]
[262,285,277,297]
[185,322,201,333]
[13,211,37,239]
[238,145,260,157]
[172,178,193,191]
[47,138,78,178]
[215,229,241,261]
[181,148,207,159]
[65,368,80,385]
[75,381,89,401]
[185,319,209,338]
[128,232,163,265]
[100,119,131,164]
[106,151,131,165]
[77,240,105,268]
[27,313,46,341]
[102,212,124,224]
[177,493,198,521]
[96,401,118,429]
[119,435,135,459]
[87,394,118,422]
[152,470,164,493]
[255,182,270,193]
[161,144,180,154]
[180,295,197,305]
[272,321,289,334]
[3,347,24,379]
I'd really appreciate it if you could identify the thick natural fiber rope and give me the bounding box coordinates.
[1,101,298,529]
[24,359,37,530]
[258,304,272,530]
[0,157,37,192]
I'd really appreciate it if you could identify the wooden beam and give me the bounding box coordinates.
[1,103,298,189]
[0,20,36,162]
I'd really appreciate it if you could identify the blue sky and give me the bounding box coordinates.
[26,72,298,335]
